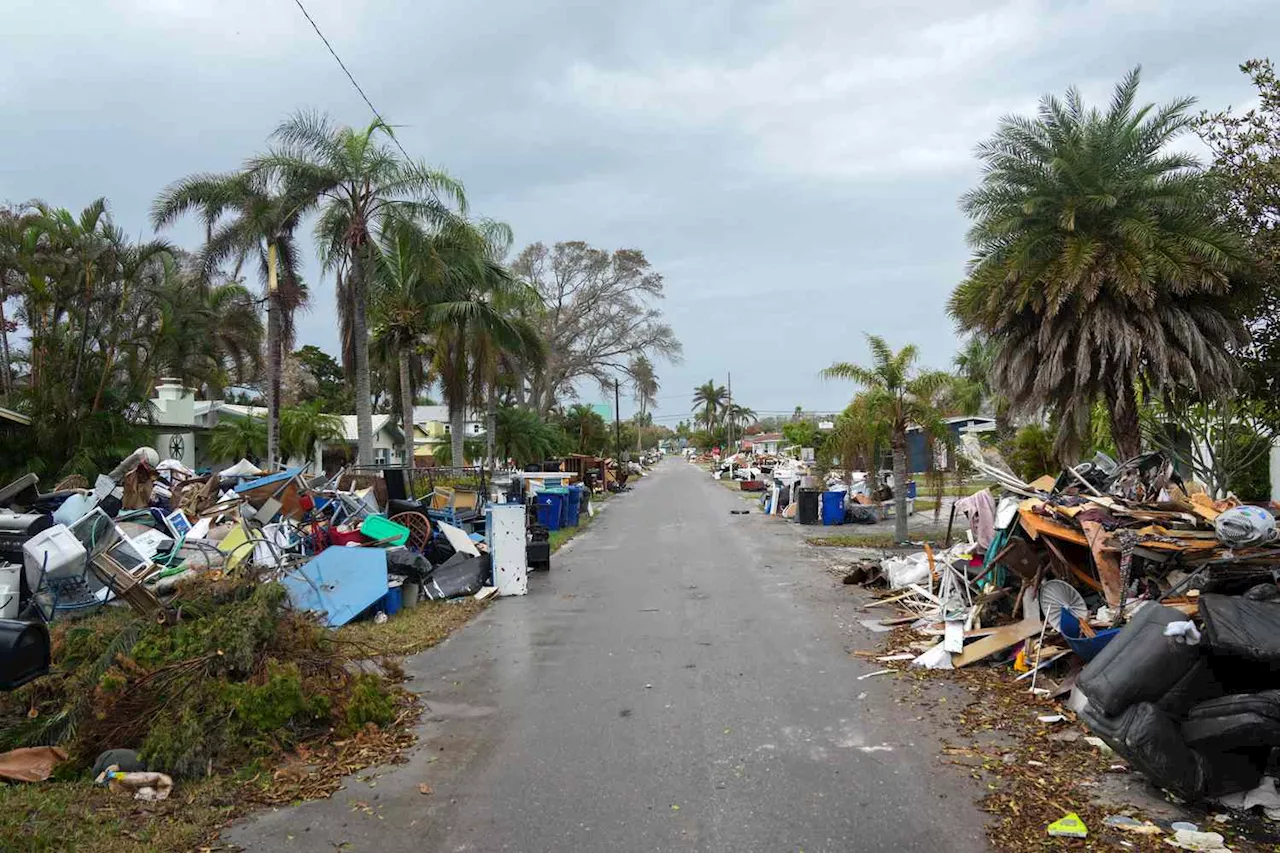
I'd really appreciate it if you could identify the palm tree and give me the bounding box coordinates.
[629,355,659,450]
[209,415,267,464]
[250,111,465,466]
[280,402,344,467]
[153,169,311,470]
[949,68,1247,459]
[691,380,728,431]
[822,334,952,543]
[563,403,606,454]
[427,219,543,468]
[725,403,757,432]
[368,218,439,467]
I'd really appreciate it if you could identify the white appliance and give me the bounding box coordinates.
[485,503,528,597]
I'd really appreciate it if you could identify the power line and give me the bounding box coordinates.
[290,0,414,162]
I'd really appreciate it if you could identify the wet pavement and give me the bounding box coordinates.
[225,459,989,852]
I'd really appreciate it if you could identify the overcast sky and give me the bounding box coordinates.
[2,0,1276,421]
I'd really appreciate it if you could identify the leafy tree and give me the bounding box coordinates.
[1142,398,1276,498]
[512,241,682,413]
[826,394,889,475]
[153,168,311,469]
[561,403,608,455]
[209,415,267,464]
[950,68,1247,460]
[691,381,728,431]
[251,111,465,465]
[782,419,821,450]
[822,334,952,543]
[293,345,351,411]
[1195,59,1280,426]
[1007,423,1059,482]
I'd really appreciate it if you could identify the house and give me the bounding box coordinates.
[905,416,996,473]
[411,405,486,465]
[741,432,783,455]
[148,381,407,472]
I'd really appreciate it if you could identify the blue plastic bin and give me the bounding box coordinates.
[382,584,403,617]
[821,491,846,525]
[905,480,918,499]
[535,490,564,531]
[544,486,571,528]
[565,485,583,527]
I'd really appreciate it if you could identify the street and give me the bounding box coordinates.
[226,460,989,852]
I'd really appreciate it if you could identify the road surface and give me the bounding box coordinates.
[227,460,988,852]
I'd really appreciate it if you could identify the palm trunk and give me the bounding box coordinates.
[351,254,374,466]
[892,430,909,544]
[636,399,644,452]
[399,349,414,468]
[0,294,11,397]
[486,388,497,470]
[1106,381,1142,462]
[266,293,282,470]
[450,405,465,468]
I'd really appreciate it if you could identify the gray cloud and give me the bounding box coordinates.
[2,0,1276,420]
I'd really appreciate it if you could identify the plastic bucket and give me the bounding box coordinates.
[821,491,846,526]
[382,584,403,617]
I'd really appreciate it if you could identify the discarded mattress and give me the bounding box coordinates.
[1199,594,1280,664]
[422,554,490,601]
[281,547,388,628]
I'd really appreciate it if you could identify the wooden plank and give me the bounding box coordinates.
[952,619,1043,668]
[1017,509,1089,546]
[1039,536,1104,594]
[1080,520,1123,608]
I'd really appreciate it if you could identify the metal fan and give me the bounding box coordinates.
[1039,579,1088,633]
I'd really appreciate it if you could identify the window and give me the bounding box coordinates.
[471,424,482,434]
[443,424,451,434]
[374,447,389,464]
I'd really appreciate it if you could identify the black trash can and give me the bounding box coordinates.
[797,488,821,525]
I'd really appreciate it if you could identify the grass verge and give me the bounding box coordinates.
[806,532,944,548]
[338,599,488,656]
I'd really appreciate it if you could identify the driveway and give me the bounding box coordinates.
[225,460,989,852]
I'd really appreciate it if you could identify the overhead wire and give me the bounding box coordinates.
[290,0,414,162]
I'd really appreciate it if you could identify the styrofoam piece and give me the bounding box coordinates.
[437,520,480,558]
[911,642,954,670]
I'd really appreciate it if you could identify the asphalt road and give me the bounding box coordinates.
[226,460,989,852]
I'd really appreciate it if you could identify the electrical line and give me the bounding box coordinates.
[290,0,414,162]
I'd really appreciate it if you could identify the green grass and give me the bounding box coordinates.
[338,599,488,656]
[806,532,944,549]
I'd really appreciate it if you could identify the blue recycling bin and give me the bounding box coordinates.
[905,480,917,499]
[821,491,846,525]
[535,490,564,531]
[545,486,571,528]
[565,485,583,527]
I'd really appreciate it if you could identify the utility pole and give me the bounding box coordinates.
[727,370,733,480]
[614,379,621,461]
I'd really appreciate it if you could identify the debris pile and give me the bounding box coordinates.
[853,436,1280,809]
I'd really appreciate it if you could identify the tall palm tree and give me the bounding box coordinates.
[725,403,757,432]
[369,218,439,466]
[629,355,659,450]
[691,380,728,431]
[822,334,952,543]
[564,403,606,454]
[153,169,310,470]
[251,111,465,465]
[949,68,1247,459]
[428,219,543,468]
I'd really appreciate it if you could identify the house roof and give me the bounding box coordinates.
[339,414,395,442]
[0,406,30,426]
[746,432,783,443]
